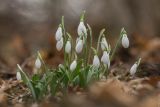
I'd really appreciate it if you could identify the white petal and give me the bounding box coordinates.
[130,63,138,75]
[65,41,71,53]
[56,38,63,51]
[101,37,108,50]
[101,51,110,68]
[16,72,21,81]
[55,26,63,41]
[77,22,87,36]
[93,55,100,68]
[75,39,83,53]
[122,34,129,48]
[70,60,77,71]
[35,58,41,69]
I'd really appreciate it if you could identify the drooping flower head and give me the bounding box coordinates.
[35,57,41,69]
[75,39,83,53]
[70,60,77,71]
[65,40,71,54]
[77,11,87,36]
[101,36,109,51]
[56,38,63,51]
[121,28,129,48]
[16,71,21,81]
[129,58,141,76]
[101,51,110,68]
[92,55,100,68]
[55,25,63,41]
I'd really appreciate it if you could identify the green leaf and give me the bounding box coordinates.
[17,64,37,100]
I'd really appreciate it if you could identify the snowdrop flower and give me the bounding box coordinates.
[55,26,63,41]
[75,39,83,53]
[56,38,63,51]
[77,21,87,36]
[130,63,138,76]
[122,34,129,48]
[101,37,109,51]
[101,51,110,68]
[16,71,21,81]
[35,57,41,69]
[92,55,100,68]
[65,41,71,53]
[70,60,77,71]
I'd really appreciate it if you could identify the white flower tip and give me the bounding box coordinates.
[56,38,63,51]
[55,26,63,41]
[101,51,110,68]
[122,34,129,48]
[130,63,138,75]
[101,37,108,50]
[93,55,100,68]
[65,41,71,53]
[35,58,41,69]
[70,60,77,71]
[16,71,21,81]
[77,22,87,36]
[76,39,83,53]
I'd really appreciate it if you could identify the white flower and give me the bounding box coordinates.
[56,38,63,51]
[77,21,87,36]
[55,26,63,41]
[35,57,41,69]
[101,37,108,51]
[101,51,110,68]
[75,39,83,53]
[16,71,21,81]
[70,60,77,71]
[65,41,71,53]
[130,63,138,75]
[122,34,129,48]
[92,55,100,68]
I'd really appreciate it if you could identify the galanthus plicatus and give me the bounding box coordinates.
[65,40,71,54]
[101,51,110,68]
[122,33,129,48]
[56,38,63,51]
[101,37,108,51]
[70,60,77,71]
[35,57,41,69]
[55,25,63,41]
[92,55,100,68]
[75,39,83,53]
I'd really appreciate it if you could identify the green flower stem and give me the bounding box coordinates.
[110,33,123,61]
[37,51,47,71]
[87,24,92,64]
[96,29,105,52]
[61,16,67,67]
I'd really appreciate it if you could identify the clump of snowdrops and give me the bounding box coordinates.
[16,11,141,101]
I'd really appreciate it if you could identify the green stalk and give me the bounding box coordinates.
[87,24,92,64]
[96,29,105,52]
[110,28,125,61]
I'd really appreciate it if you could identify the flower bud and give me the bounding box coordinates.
[77,22,87,36]
[35,57,41,69]
[122,34,129,48]
[101,37,108,51]
[65,41,71,53]
[56,38,63,51]
[16,71,21,81]
[130,63,138,76]
[70,60,77,71]
[75,39,83,53]
[55,26,63,41]
[101,51,110,68]
[93,55,100,68]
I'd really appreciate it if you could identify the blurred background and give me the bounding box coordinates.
[0,0,160,70]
